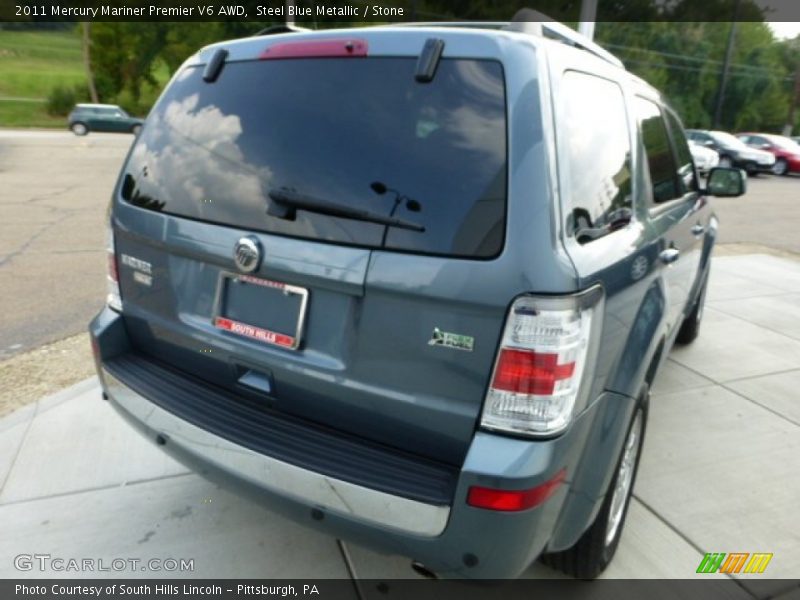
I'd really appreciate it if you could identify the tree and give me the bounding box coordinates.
[89,23,169,105]
[81,22,99,103]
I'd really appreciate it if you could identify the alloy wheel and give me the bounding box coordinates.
[605,409,643,547]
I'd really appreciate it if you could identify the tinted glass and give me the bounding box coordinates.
[664,110,697,194]
[635,97,679,204]
[560,72,632,244]
[120,58,508,258]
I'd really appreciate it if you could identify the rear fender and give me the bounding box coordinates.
[547,389,638,552]
[547,281,665,551]
[606,281,668,399]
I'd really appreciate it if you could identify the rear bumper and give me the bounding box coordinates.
[103,367,450,536]
[91,307,636,579]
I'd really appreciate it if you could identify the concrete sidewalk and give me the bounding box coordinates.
[1,254,798,597]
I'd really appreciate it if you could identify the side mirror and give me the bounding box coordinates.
[705,167,746,197]
[703,140,714,147]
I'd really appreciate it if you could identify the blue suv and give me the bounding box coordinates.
[90,13,745,579]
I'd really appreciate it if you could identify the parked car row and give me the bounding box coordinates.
[686,129,774,174]
[736,132,800,176]
[687,139,719,175]
[686,128,800,177]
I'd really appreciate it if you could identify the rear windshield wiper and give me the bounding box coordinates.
[267,187,425,233]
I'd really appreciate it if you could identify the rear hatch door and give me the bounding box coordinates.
[114,39,510,466]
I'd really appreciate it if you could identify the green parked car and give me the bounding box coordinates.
[68,103,144,136]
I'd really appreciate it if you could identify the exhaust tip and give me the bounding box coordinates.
[411,561,438,579]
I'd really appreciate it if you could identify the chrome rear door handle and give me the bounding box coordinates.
[691,224,705,236]
[660,248,680,264]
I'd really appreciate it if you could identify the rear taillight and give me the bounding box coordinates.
[106,224,122,311]
[480,287,603,437]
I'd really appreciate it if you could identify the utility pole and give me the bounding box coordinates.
[713,0,742,129]
[81,23,99,103]
[578,0,597,40]
[285,0,294,25]
[783,58,800,137]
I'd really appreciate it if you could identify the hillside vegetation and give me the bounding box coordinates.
[0,28,169,128]
[0,30,85,127]
[1,12,798,133]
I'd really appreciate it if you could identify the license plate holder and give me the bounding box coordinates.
[212,272,309,351]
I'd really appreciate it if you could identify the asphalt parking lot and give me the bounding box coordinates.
[0,130,131,359]
[0,129,799,594]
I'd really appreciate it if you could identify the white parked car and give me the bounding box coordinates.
[688,140,719,175]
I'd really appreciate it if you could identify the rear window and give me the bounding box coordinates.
[120,57,508,258]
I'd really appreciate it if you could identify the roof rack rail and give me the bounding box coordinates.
[378,14,623,70]
[254,24,311,36]
[504,9,623,69]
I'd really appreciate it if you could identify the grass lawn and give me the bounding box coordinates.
[0,98,67,128]
[0,29,171,128]
[0,29,85,128]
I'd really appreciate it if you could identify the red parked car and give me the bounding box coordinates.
[736,132,800,176]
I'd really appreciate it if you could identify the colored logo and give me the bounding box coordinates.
[428,327,474,352]
[696,552,773,574]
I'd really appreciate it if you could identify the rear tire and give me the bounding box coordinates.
[541,392,648,579]
[676,270,708,345]
[70,122,88,136]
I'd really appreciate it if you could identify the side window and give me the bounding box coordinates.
[561,71,633,244]
[665,110,698,194]
[634,97,679,204]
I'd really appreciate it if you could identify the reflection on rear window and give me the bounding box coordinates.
[121,57,508,258]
